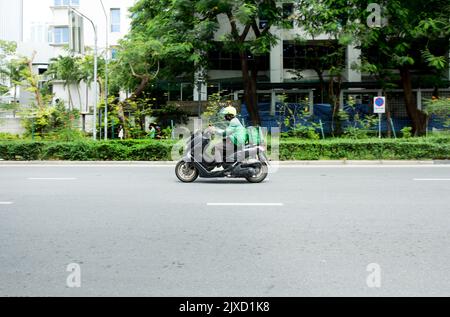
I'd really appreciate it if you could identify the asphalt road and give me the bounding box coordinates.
[0,164,449,297]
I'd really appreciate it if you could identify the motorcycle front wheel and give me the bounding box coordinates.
[175,161,199,183]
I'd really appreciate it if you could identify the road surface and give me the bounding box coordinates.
[0,163,449,296]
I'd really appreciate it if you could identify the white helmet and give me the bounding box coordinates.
[222,106,237,117]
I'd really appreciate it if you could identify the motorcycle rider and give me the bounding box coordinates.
[209,105,247,164]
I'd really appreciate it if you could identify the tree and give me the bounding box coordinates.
[359,0,450,136]
[109,32,162,138]
[288,41,346,104]
[294,0,450,136]
[0,40,25,102]
[128,0,287,126]
[21,52,48,110]
[294,0,356,135]
[0,58,27,103]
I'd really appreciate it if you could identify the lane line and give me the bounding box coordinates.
[27,178,78,180]
[0,202,14,205]
[207,203,284,207]
[414,178,450,181]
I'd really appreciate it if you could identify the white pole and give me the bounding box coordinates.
[93,25,98,141]
[68,6,98,141]
[379,113,382,139]
[100,0,108,140]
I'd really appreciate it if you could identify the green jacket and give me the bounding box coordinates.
[219,118,247,146]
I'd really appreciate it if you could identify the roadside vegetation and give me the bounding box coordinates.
[1,2,449,160]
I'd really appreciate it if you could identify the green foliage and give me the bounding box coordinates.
[202,92,231,124]
[279,137,450,161]
[0,140,175,161]
[424,98,450,128]
[278,95,321,140]
[21,101,83,141]
[401,127,413,139]
[0,138,448,161]
[0,132,20,141]
[284,125,321,140]
[343,97,379,139]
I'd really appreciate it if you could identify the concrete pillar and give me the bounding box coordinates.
[309,90,314,114]
[193,81,207,101]
[417,89,422,110]
[345,45,362,83]
[270,29,283,84]
[270,90,277,116]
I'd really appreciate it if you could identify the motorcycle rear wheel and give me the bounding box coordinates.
[246,162,269,183]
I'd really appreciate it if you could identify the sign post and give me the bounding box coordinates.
[68,6,98,141]
[69,10,84,55]
[374,96,386,139]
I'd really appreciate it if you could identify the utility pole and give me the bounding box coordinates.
[69,5,98,141]
[100,0,109,140]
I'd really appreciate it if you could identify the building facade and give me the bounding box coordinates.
[14,0,134,110]
[0,0,23,42]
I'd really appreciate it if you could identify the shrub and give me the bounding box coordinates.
[0,138,448,161]
[277,138,449,161]
[401,127,413,138]
[0,132,20,141]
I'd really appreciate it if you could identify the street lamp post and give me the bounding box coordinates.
[69,5,98,141]
[197,79,204,118]
[100,0,109,140]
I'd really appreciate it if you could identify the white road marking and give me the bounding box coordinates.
[28,178,77,180]
[414,178,450,181]
[0,202,14,205]
[207,203,284,207]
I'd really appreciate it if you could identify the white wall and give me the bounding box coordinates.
[0,118,25,135]
[0,0,23,42]
[22,0,135,58]
[52,80,98,113]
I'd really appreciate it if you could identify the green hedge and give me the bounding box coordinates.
[0,140,176,161]
[280,137,449,160]
[0,138,448,161]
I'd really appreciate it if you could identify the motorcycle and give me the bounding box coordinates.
[175,128,269,183]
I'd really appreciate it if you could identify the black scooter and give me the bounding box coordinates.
[175,129,269,183]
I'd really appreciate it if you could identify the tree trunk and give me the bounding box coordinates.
[67,85,73,111]
[27,53,44,110]
[239,52,260,126]
[329,75,343,136]
[117,76,150,139]
[314,69,325,104]
[13,85,17,104]
[130,76,149,100]
[399,67,427,136]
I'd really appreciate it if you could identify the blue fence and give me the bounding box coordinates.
[240,103,447,134]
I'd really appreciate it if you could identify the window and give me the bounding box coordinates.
[53,27,69,44]
[111,48,118,60]
[283,41,343,70]
[54,0,79,6]
[208,42,270,71]
[110,9,121,33]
